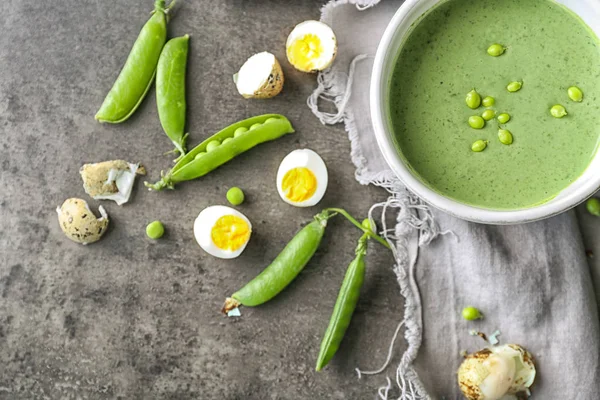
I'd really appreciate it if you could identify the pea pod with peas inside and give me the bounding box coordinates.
[156,34,190,157]
[315,221,370,371]
[95,0,171,123]
[145,114,295,190]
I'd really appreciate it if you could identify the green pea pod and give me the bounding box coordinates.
[145,114,295,190]
[156,34,189,157]
[95,0,168,123]
[315,233,368,371]
[222,210,333,313]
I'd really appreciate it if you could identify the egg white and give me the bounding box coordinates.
[276,149,328,207]
[193,205,252,259]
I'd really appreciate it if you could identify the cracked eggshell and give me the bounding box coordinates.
[458,344,535,400]
[80,160,145,205]
[234,52,284,99]
[56,198,109,245]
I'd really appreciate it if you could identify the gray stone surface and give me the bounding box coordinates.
[0,1,403,399]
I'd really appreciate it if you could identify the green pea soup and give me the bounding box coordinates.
[389,0,600,209]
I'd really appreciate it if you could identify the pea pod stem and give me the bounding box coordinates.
[324,208,391,250]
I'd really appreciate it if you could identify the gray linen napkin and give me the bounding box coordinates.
[309,0,600,398]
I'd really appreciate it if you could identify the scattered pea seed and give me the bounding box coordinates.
[249,123,262,130]
[471,140,487,152]
[486,44,505,57]
[146,220,165,239]
[206,140,221,152]
[462,306,482,321]
[468,115,485,129]
[234,127,248,137]
[481,109,496,121]
[498,129,513,145]
[222,137,233,145]
[568,86,583,102]
[226,187,245,206]
[465,89,481,109]
[482,96,495,107]
[550,104,567,118]
[586,198,600,217]
[497,113,511,124]
[194,151,207,160]
[361,218,373,230]
[507,81,522,92]
[265,117,279,123]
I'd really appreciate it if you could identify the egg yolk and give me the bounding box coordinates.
[282,167,317,203]
[211,215,251,251]
[287,34,324,71]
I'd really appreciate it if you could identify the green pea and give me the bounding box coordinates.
[498,129,513,145]
[95,1,168,123]
[550,105,567,118]
[250,123,262,131]
[361,218,372,230]
[226,187,245,206]
[194,151,207,160]
[146,220,165,239]
[468,115,485,129]
[206,140,221,152]
[586,198,600,217]
[506,81,523,92]
[487,44,505,57]
[462,306,482,321]
[156,35,189,157]
[234,127,248,137]
[497,113,511,124]
[265,117,279,123]
[482,96,495,107]
[471,140,487,152]
[465,89,481,109]
[568,86,583,102]
[481,109,496,121]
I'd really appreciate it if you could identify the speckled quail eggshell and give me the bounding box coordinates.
[56,198,109,244]
[234,52,284,99]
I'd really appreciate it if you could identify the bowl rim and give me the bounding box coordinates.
[370,0,600,225]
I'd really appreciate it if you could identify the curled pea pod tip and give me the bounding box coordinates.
[145,114,295,191]
[316,231,369,371]
[95,1,169,123]
[221,209,334,314]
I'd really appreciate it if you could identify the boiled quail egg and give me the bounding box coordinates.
[276,149,328,207]
[458,344,536,400]
[193,206,252,259]
[234,52,284,99]
[286,20,337,73]
[80,160,145,205]
[56,198,109,245]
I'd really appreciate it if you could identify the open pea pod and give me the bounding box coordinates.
[145,114,294,190]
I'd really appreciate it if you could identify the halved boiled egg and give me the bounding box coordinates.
[276,149,328,207]
[286,20,337,73]
[194,206,252,259]
[234,52,284,99]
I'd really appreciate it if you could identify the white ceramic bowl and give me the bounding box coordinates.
[371,0,600,224]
